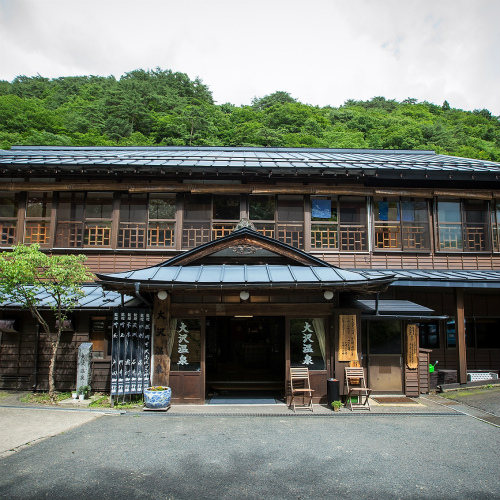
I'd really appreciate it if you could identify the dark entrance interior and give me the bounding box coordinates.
[206,316,285,393]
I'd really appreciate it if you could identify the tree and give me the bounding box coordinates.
[0,244,94,402]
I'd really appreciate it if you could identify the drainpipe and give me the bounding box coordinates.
[32,324,40,391]
[134,282,152,307]
[375,292,380,316]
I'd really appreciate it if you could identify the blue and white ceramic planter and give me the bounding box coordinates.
[144,387,172,409]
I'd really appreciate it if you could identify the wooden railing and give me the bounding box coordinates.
[339,224,367,251]
[277,223,304,249]
[118,223,146,248]
[0,221,16,245]
[84,223,112,247]
[311,224,338,249]
[374,223,400,249]
[402,223,430,250]
[374,223,430,250]
[24,222,50,245]
[148,223,175,247]
[464,224,488,251]
[55,222,83,247]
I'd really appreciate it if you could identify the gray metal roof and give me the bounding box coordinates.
[97,264,394,291]
[0,285,136,309]
[1,146,500,180]
[359,269,500,289]
[354,300,434,314]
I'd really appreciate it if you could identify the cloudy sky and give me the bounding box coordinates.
[1,0,499,114]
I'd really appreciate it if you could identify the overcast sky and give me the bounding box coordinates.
[1,0,499,115]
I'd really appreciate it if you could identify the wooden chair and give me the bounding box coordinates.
[344,367,371,411]
[290,367,314,412]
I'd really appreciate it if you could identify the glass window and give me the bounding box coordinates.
[213,195,240,220]
[249,195,275,221]
[118,194,147,249]
[148,194,176,248]
[467,318,500,349]
[339,197,367,251]
[419,322,439,349]
[446,318,456,348]
[184,194,211,221]
[25,192,52,246]
[290,318,326,370]
[311,197,338,250]
[170,319,201,371]
[0,192,18,246]
[368,320,402,354]
[277,195,303,221]
[437,199,490,252]
[374,198,430,250]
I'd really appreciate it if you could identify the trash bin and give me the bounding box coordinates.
[327,378,340,409]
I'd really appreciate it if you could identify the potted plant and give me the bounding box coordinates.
[144,386,172,409]
[77,385,90,401]
[331,400,342,412]
[71,390,78,400]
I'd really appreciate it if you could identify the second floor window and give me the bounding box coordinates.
[310,196,367,251]
[0,192,18,246]
[25,192,52,246]
[374,198,430,251]
[56,192,113,247]
[437,199,490,252]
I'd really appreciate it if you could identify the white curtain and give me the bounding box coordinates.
[312,318,326,364]
[168,318,177,357]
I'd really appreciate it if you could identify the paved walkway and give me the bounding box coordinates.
[1,388,499,459]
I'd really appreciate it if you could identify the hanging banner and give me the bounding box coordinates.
[111,307,152,396]
[339,315,358,361]
[406,324,419,369]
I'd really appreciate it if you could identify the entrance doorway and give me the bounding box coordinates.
[367,320,403,393]
[205,316,285,392]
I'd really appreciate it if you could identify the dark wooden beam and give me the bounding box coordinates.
[455,288,467,384]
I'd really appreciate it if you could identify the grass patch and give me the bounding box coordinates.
[88,393,144,409]
[0,391,10,401]
[20,392,72,404]
[442,385,500,399]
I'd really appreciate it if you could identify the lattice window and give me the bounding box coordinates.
[374,198,429,251]
[0,192,18,247]
[24,192,52,247]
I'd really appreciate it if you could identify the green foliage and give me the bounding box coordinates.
[0,69,499,161]
[0,244,94,400]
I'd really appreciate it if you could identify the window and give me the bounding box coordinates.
[56,192,112,247]
[277,195,304,248]
[0,192,18,246]
[310,196,367,251]
[90,316,112,359]
[311,197,338,249]
[182,194,241,248]
[118,194,176,248]
[339,197,367,251]
[418,322,439,349]
[25,192,52,246]
[374,198,430,251]
[249,195,276,238]
[465,318,500,349]
[437,199,490,251]
[491,200,500,252]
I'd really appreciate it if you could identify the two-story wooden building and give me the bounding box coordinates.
[1,146,499,403]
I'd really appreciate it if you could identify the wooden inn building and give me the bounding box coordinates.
[1,145,500,404]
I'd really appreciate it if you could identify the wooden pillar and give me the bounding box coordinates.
[455,288,467,384]
[152,294,172,387]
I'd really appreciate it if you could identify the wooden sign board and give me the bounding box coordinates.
[339,314,358,362]
[406,324,419,369]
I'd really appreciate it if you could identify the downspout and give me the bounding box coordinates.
[375,292,380,316]
[134,282,152,307]
[32,324,40,391]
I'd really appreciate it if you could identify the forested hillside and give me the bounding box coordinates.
[1,68,499,161]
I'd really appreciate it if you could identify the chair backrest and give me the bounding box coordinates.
[290,367,311,389]
[345,367,367,387]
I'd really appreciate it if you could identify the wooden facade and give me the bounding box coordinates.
[1,146,500,401]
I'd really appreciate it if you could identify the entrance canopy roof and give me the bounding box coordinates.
[96,227,395,294]
[97,264,393,293]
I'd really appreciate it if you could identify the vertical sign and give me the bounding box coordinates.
[339,315,358,361]
[152,295,170,387]
[406,324,419,369]
[111,307,152,396]
[301,321,314,366]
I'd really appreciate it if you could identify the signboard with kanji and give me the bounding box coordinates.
[339,315,358,361]
[406,324,419,369]
[111,307,152,396]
